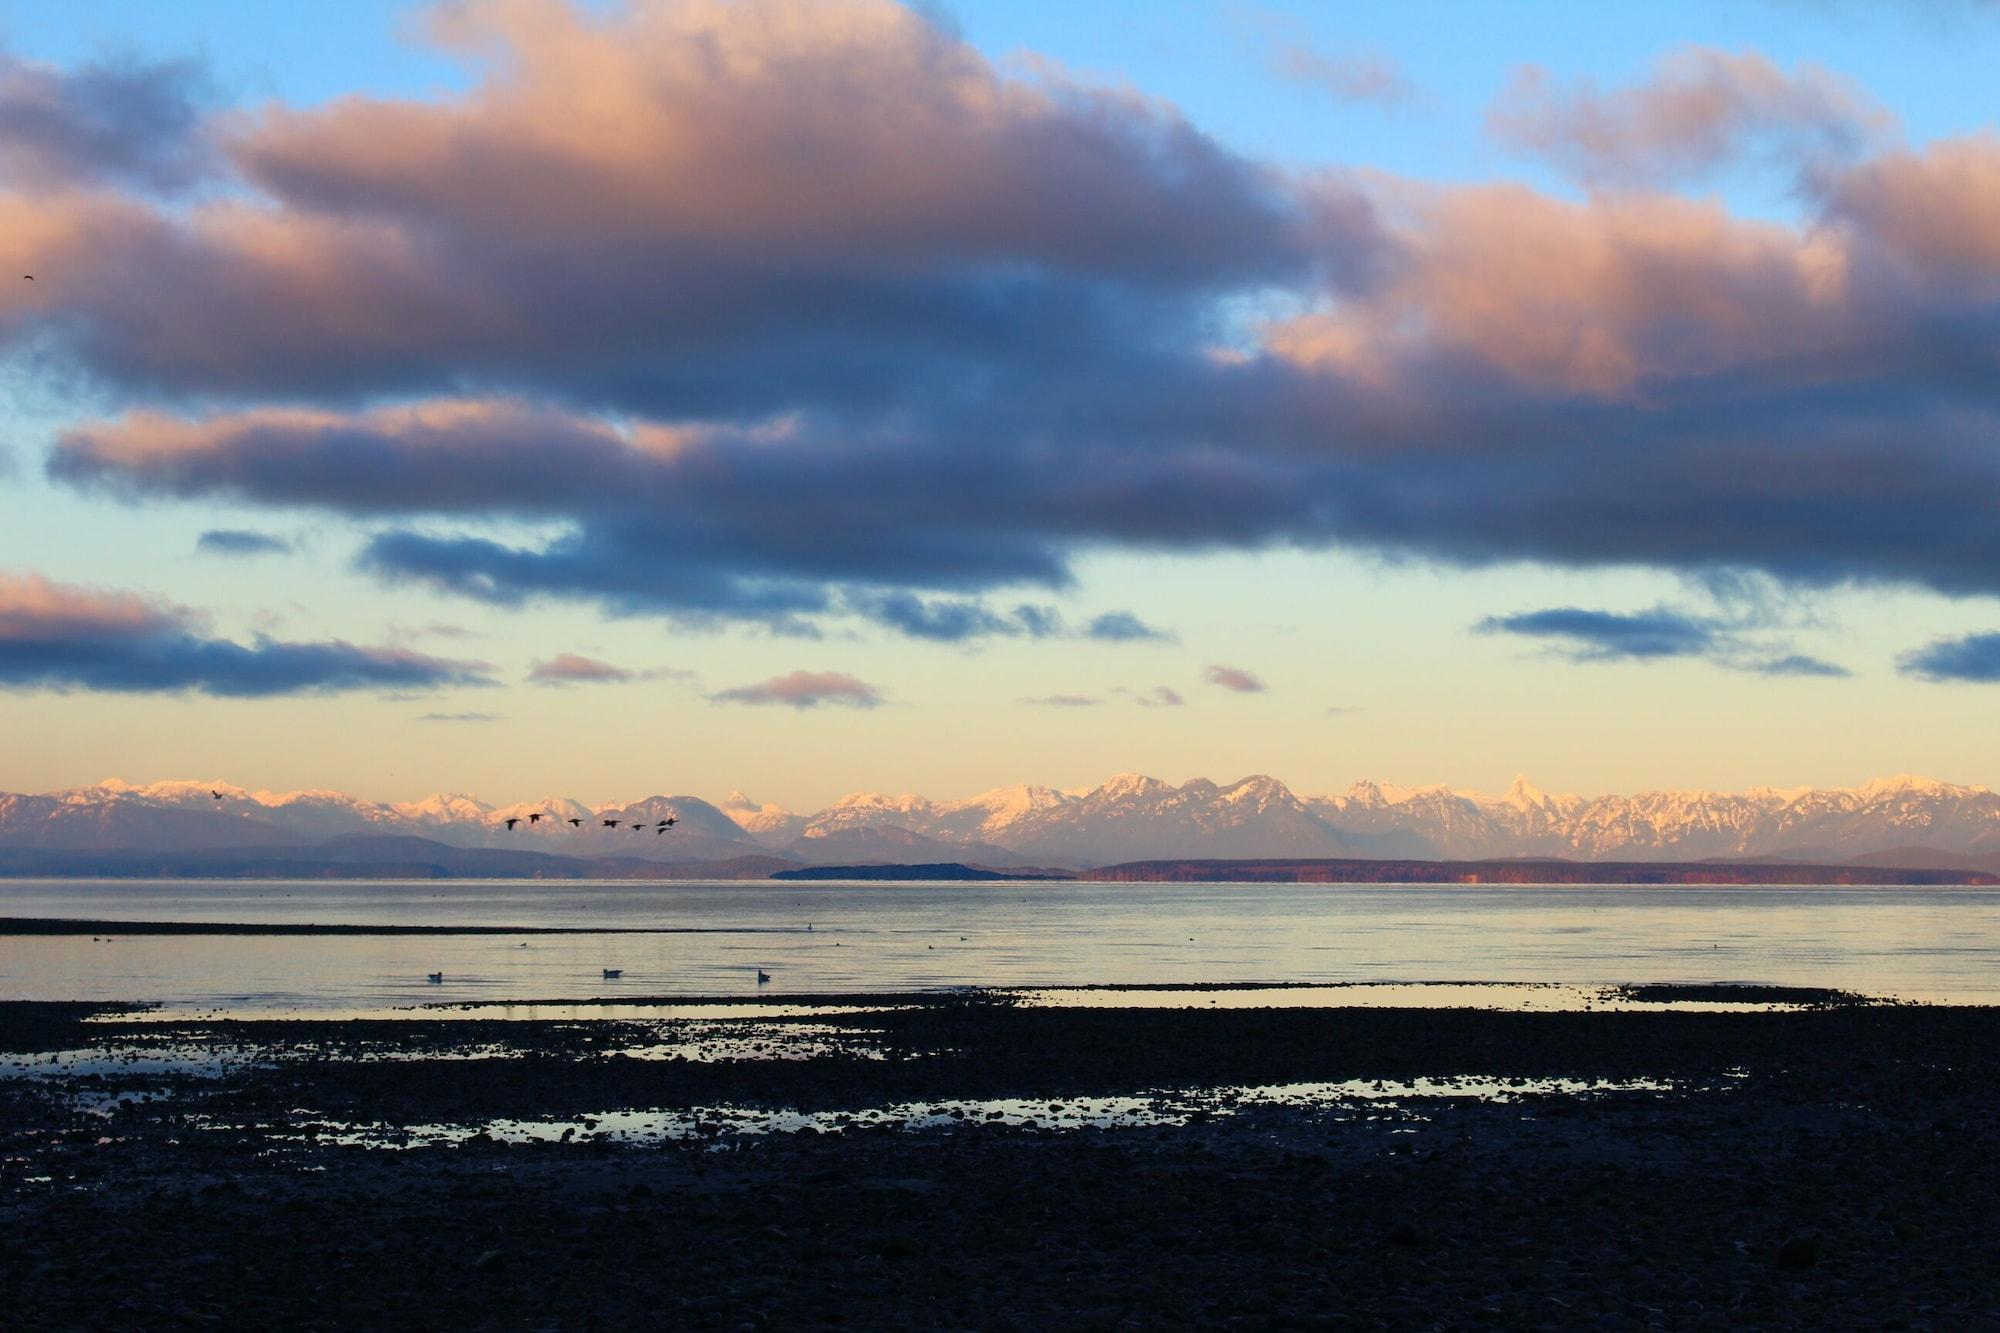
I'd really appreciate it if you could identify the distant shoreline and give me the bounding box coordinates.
[0,918,785,936]
[1,853,1995,886]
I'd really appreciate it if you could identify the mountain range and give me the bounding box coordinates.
[3,772,2000,872]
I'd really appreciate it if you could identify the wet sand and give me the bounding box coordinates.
[3,990,1996,1329]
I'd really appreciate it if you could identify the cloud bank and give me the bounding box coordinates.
[8,1,2000,658]
[0,572,491,696]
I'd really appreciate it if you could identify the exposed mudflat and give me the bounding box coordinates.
[2,988,1995,1329]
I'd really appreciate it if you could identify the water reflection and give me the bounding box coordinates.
[5,878,2000,1009]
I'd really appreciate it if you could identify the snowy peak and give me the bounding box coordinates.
[1,772,1997,871]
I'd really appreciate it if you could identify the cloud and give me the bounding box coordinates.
[418,710,501,722]
[711,669,883,709]
[1476,606,1719,661]
[1266,44,1411,109]
[1204,664,1266,693]
[1899,631,2000,682]
[15,5,2000,639]
[2,0,1337,410]
[527,652,636,685]
[1479,604,1852,676]
[0,570,493,696]
[1020,693,1101,707]
[1748,653,1852,678]
[1488,46,1893,187]
[1141,685,1185,707]
[195,528,291,557]
[844,591,1063,642]
[1085,611,1175,643]
[0,49,215,192]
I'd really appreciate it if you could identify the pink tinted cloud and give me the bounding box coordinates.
[1489,46,1893,187]
[0,571,491,696]
[527,652,635,685]
[1203,664,1266,694]
[0,570,183,640]
[711,670,883,709]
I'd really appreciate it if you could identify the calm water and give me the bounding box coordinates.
[1,878,1997,1010]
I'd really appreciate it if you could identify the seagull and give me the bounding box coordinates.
[567,818,584,828]
[756,970,771,984]
[602,819,621,829]
[503,817,521,831]
[426,972,443,984]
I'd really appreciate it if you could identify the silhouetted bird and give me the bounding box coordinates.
[656,826,669,835]
[21,275,31,281]
[503,817,521,830]
[602,819,621,828]
[211,790,223,800]
[528,813,544,824]
[602,968,623,979]
[426,972,443,984]
[567,818,584,827]
[662,816,678,827]
[756,970,771,983]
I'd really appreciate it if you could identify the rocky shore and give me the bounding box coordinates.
[3,992,1996,1329]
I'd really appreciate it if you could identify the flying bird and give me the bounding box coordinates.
[602,818,621,828]
[503,817,521,831]
[528,813,544,824]
[210,790,223,800]
[21,275,31,281]
[567,817,584,827]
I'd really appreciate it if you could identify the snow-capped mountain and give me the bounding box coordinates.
[4,772,2000,870]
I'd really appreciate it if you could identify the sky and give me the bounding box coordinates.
[1,0,1999,809]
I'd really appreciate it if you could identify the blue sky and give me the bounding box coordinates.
[1,0,1997,808]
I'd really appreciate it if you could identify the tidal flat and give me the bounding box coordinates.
[2,990,1996,1329]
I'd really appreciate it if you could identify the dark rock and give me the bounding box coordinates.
[1773,1235,1822,1270]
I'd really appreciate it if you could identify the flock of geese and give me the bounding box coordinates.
[502,812,679,834]
[209,788,680,835]
[202,790,776,990]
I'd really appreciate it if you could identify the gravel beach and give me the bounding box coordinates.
[3,991,1996,1330]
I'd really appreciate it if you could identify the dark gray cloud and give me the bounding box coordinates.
[1085,611,1174,643]
[1748,653,1852,677]
[1899,631,2000,682]
[1476,607,1719,661]
[0,50,214,191]
[711,670,884,709]
[195,528,291,557]
[1478,605,1854,677]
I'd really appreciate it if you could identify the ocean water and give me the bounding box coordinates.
[2,878,1998,1010]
